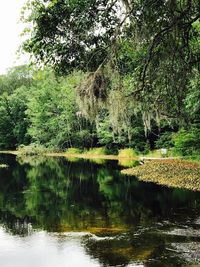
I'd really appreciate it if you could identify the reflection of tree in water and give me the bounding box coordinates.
[23,158,109,231]
[0,155,200,265]
[0,156,200,231]
[83,231,187,267]
[0,156,31,235]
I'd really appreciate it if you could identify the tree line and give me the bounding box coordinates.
[0,0,199,155]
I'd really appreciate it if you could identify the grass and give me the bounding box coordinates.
[144,148,176,158]
[182,155,200,163]
[122,159,200,191]
[144,149,162,158]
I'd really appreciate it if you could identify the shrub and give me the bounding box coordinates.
[118,148,137,158]
[118,158,139,167]
[17,144,47,156]
[66,147,82,154]
[85,147,108,155]
[71,130,97,149]
[173,126,200,156]
[155,132,174,149]
[146,149,161,157]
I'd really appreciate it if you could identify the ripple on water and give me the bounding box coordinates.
[171,242,200,264]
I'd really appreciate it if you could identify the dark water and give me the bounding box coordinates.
[0,154,200,267]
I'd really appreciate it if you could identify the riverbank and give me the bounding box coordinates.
[0,149,188,162]
[0,150,125,161]
[0,149,180,162]
[1,150,200,191]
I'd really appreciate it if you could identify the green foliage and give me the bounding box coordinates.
[85,147,109,155]
[71,129,96,149]
[26,70,83,148]
[1,0,200,153]
[174,125,200,156]
[0,66,32,149]
[118,148,137,158]
[118,158,139,168]
[155,132,174,149]
[22,0,120,74]
[185,68,200,119]
[22,0,200,124]
[66,148,82,154]
[97,118,113,146]
[129,126,148,153]
[17,144,47,156]
[145,149,163,158]
[0,65,33,95]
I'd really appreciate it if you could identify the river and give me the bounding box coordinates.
[0,154,200,267]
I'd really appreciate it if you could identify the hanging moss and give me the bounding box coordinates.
[108,90,133,142]
[142,108,161,136]
[77,69,110,121]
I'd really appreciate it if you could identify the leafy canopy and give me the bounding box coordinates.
[22,0,200,122]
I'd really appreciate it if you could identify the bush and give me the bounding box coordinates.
[85,147,108,155]
[145,149,162,157]
[155,132,174,149]
[66,147,82,154]
[17,144,47,156]
[173,126,200,156]
[118,148,137,158]
[71,130,97,149]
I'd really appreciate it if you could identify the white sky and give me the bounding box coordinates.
[0,0,29,74]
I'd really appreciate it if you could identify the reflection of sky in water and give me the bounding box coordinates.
[0,227,144,267]
[0,227,99,267]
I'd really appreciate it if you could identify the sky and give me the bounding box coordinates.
[0,0,29,74]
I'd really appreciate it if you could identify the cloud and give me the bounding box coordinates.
[0,0,29,74]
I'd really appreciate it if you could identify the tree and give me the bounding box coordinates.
[185,68,200,121]
[22,0,121,74]
[0,66,33,149]
[22,0,200,129]
[26,70,84,148]
[0,65,32,95]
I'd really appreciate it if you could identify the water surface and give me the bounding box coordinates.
[0,154,200,266]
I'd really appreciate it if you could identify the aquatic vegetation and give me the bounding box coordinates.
[122,160,200,191]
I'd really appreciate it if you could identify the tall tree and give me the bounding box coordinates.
[26,70,83,148]
[22,0,200,131]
